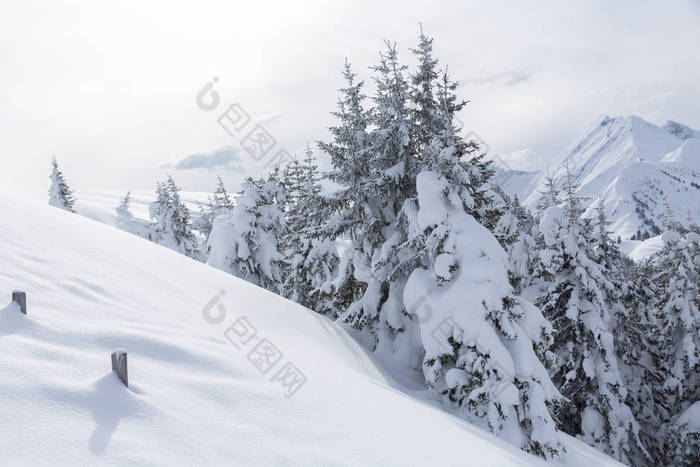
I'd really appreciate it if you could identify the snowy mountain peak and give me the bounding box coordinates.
[506,115,700,242]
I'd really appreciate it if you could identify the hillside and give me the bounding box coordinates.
[0,191,619,465]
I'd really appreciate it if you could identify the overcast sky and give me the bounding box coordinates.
[1,0,699,193]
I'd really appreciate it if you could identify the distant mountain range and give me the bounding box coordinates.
[495,116,700,240]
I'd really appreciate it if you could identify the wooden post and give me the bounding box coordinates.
[111,349,128,387]
[12,290,26,315]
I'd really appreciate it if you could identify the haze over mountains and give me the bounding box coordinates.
[496,116,700,241]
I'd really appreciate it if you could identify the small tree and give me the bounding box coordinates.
[535,170,561,217]
[207,175,287,292]
[116,191,134,221]
[149,177,202,260]
[49,157,76,212]
[197,176,235,240]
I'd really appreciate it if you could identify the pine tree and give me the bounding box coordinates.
[213,175,234,212]
[316,59,373,316]
[404,172,562,458]
[197,176,235,240]
[662,197,681,231]
[535,170,561,217]
[398,42,562,456]
[589,200,665,462]
[507,194,538,294]
[282,145,339,316]
[410,25,441,149]
[207,175,287,292]
[530,182,649,463]
[651,230,700,437]
[617,258,667,462]
[663,401,700,466]
[318,44,421,355]
[116,191,134,221]
[49,157,76,212]
[316,32,562,458]
[335,40,419,344]
[149,177,202,260]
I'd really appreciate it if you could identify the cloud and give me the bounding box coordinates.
[174,146,243,171]
[463,69,534,87]
[496,148,545,171]
[256,112,283,125]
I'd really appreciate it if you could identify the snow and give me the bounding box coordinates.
[620,235,665,262]
[661,230,681,244]
[677,401,700,433]
[0,190,622,465]
[662,138,700,170]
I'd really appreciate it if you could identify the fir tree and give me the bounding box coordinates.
[207,175,287,292]
[197,176,235,240]
[116,190,134,221]
[282,145,339,316]
[404,167,563,458]
[316,59,373,316]
[663,401,700,466]
[617,258,667,462]
[531,190,649,463]
[507,194,538,294]
[149,177,202,260]
[335,40,419,344]
[535,170,561,216]
[651,230,700,439]
[49,157,76,212]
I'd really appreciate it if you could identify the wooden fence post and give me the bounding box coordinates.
[111,349,128,387]
[12,290,26,315]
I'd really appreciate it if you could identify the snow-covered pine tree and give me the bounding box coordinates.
[663,401,700,466]
[530,186,649,463]
[318,44,421,357]
[662,197,682,232]
[49,157,76,212]
[404,169,563,459]
[281,146,339,316]
[149,181,170,240]
[535,170,561,218]
[400,51,562,457]
[492,187,521,248]
[316,59,373,317]
[213,175,234,212]
[207,175,287,292]
[149,177,202,260]
[589,200,665,462]
[196,176,235,240]
[507,194,538,295]
[116,191,134,221]
[651,229,700,445]
[409,25,441,149]
[616,256,668,463]
[336,40,419,348]
[167,177,202,260]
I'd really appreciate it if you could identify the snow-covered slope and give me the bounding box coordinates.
[0,192,618,465]
[493,168,540,201]
[74,189,211,227]
[506,116,700,240]
[619,235,665,262]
